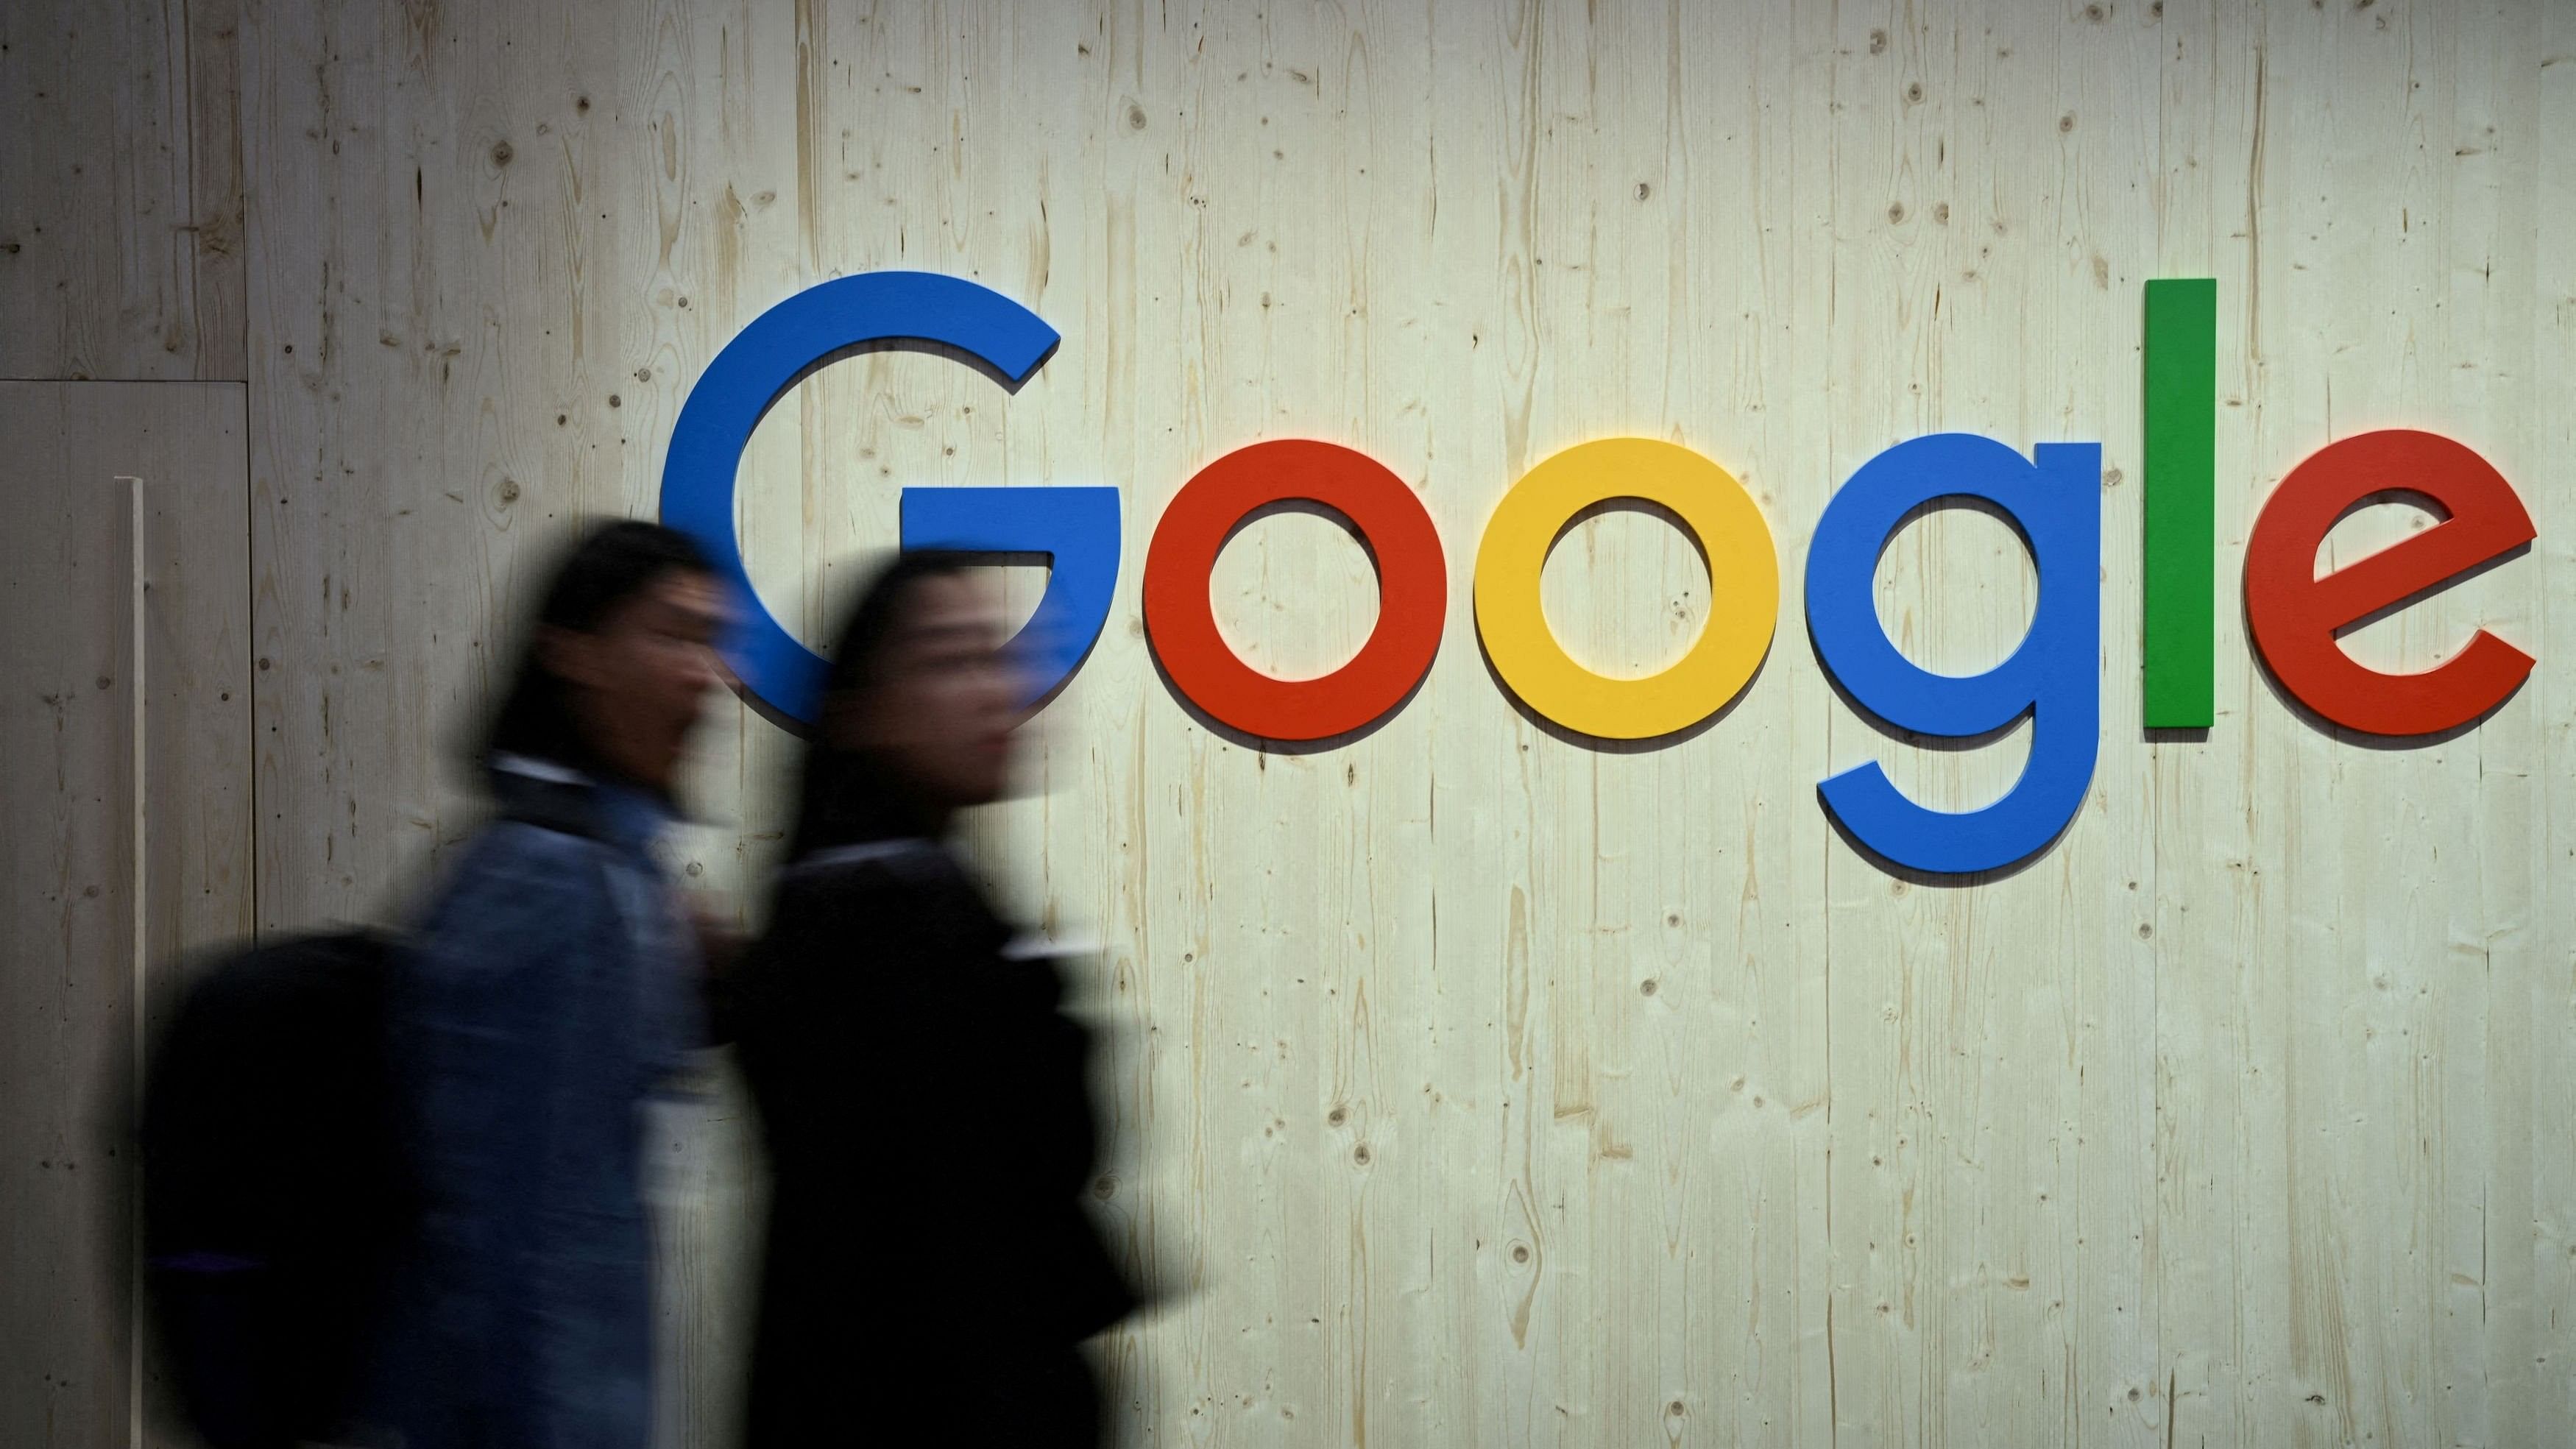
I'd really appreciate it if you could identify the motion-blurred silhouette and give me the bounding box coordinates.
[366,519,726,1449]
[731,551,1140,1448]
[140,519,729,1449]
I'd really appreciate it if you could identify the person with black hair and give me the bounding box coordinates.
[730,551,1139,1448]
[367,518,726,1449]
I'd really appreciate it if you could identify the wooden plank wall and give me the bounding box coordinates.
[1,392,144,1449]
[0,1,243,380]
[0,383,255,1448]
[10,0,2572,1445]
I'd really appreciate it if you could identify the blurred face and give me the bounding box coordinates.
[546,567,728,793]
[832,572,1020,812]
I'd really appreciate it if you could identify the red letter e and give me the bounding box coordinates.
[2245,429,2534,736]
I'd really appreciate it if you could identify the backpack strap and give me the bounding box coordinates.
[780,838,962,900]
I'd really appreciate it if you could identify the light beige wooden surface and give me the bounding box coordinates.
[0,382,254,1449]
[0,1,244,381]
[12,0,2571,1444]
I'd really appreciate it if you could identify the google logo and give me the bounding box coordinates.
[661,272,2536,876]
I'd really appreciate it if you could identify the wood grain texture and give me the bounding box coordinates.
[1,385,141,1449]
[0,0,246,381]
[0,381,252,1449]
[191,0,2576,1445]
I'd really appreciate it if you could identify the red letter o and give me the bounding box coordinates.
[1144,440,1446,740]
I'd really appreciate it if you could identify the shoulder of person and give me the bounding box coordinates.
[785,838,981,915]
[766,839,1011,966]
[478,813,619,865]
[442,816,628,899]
[755,841,932,940]
[411,818,619,950]
[781,837,955,890]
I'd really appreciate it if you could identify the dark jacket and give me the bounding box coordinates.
[732,830,1136,1448]
[369,757,701,1449]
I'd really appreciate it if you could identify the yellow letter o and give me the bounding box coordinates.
[1473,439,1779,740]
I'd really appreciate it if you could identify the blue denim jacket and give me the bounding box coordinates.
[372,760,701,1449]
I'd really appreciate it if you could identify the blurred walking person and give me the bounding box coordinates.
[369,520,726,1449]
[732,552,1139,1448]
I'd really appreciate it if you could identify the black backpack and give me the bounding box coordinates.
[138,929,412,1449]
[137,771,609,1448]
